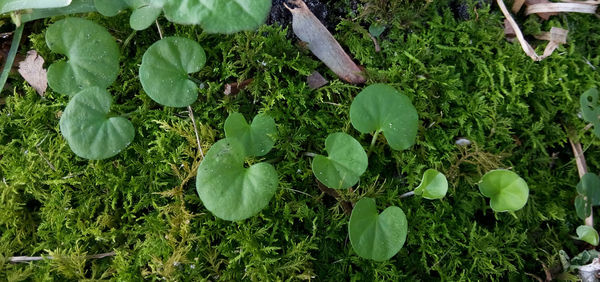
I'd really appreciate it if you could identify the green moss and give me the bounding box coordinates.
[1,0,600,280]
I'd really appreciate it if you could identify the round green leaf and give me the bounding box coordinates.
[368,23,386,37]
[94,0,128,16]
[125,0,165,30]
[59,87,134,160]
[46,18,120,96]
[349,198,408,261]
[575,195,592,220]
[414,169,448,200]
[224,112,276,157]
[349,84,418,151]
[312,133,368,190]
[577,173,600,206]
[196,139,278,221]
[478,169,529,212]
[162,0,272,34]
[139,37,206,107]
[580,88,600,138]
[577,225,599,246]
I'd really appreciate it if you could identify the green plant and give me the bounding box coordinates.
[348,197,407,261]
[414,169,448,200]
[59,87,135,160]
[45,17,120,96]
[478,169,529,212]
[580,88,600,138]
[349,83,418,152]
[196,112,278,221]
[576,225,599,246]
[139,37,206,107]
[574,173,600,220]
[311,132,368,189]
[0,0,71,14]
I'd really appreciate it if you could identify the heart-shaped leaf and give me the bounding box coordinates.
[139,37,206,107]
[224,112,276,157]
[577,225,599,246]
[1,0,71,14]
[581,88,600,138]
[368,23,386,37]
[46,17,120,96]
[350,84,418,151]
[196,139,278,221]
[414,169,448,200]
[478,169,529,212]
[577,173,600,205]
[59,87,135,160]
[349,197,408,261]
[575,194,592,220]
[94,0,128,16]
[162,0,272,34]
[312,132,368,189]
[125,0,165,30]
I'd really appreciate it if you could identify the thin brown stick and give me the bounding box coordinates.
[10,251,116,264]
[224,78,253,95]
[368,33,381,52]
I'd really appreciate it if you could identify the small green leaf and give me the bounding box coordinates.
[414,169,448,199]
[139,37,206,107]
[478,169,529,212]
[162,0,272,34]
[94,0,128,16]
[577,173,600,206]
[59,87,134,160]
[224,112,276,157]
[125,0,165,30]
[1,0,71,14]
[312,133,368,189]
[575,195,592,220]
[368,23,386,37]
[581,88,600,138]
[46,18,120,96]
[350,84,418,151]
[349,198,407,261]
[576,225,599,246]
[196,139,278,221]
[21,0,97,23]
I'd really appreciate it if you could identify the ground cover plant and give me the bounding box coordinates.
[1,0,600,280]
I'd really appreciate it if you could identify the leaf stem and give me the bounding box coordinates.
[188,106,204,159]
[0,24,24,94]
[399,191,415,198]
[367,129,382,157]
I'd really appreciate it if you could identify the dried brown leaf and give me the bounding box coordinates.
[17,50,47,96]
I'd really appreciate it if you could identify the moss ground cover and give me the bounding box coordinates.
[1,0,600,280]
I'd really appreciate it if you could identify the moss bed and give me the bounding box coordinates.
[1,0,600,280]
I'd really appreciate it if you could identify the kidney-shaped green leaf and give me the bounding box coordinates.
[312,133,368,190]
[350,84,418,151]
[577,225,599,246]
[224,112,276,157]
[414,169,448,200]
[46,18,119,96]
[140,37,206,107]
[349,197,407,261]
[162,0,271,34]
[1,0,71,14]
[94,0,128,16]
[46,18,120,96]
[577,173,600,205]
[581,88,600,138]
[125,0,165,30]
[196,139,278,221]
[478,169,529,212]
[59,87,134,160]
